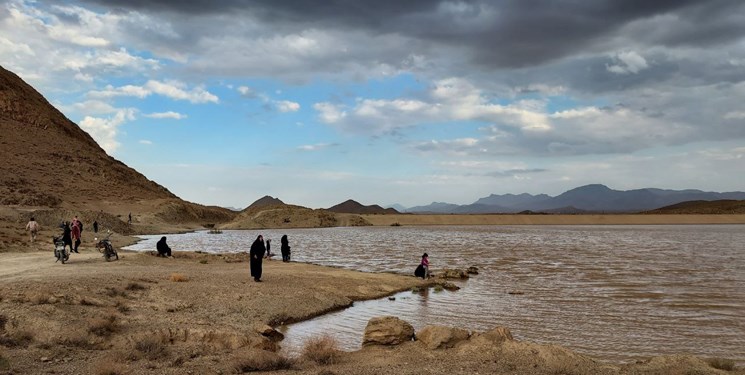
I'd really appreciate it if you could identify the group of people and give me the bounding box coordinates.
[57,216,89,254]
[248,234,292,282]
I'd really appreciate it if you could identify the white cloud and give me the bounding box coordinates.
[314,77,551,134]
[139,139,152,145]
[237,86,255,97]
[606,51,649,74]
[275,100,300,112]
[78,109,136,154]
[88,80,218,103]
[73,100,118,115]
[298,143,337,151]
[143,111,187,119]
[724,111,745,120]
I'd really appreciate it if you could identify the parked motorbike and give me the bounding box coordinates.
[95,231,119,261]
[52,235,69,264]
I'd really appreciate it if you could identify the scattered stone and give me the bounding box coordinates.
[388,297,396,301]
[438,268,469,279]
[470,326,514,345]
[362,316,415,346]
[466,266,479,275]
[40,357,50,362]
[508,290,524,295]
[417,325,470,350]
[439,282,460,291]
[255,324,284,342]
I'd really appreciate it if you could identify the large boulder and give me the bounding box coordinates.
[362,316,414,346]
[417,325,470,350]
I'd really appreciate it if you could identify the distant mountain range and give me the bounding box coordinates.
[397,184,745,214]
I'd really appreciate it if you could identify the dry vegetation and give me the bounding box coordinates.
[168,273,189,282]
[301,335,340,365]
[231,349,294,373]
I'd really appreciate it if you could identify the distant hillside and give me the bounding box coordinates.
[327,199,399,214]
[645,200,745,214]
[407,184,745,214]
[0,65,234,224]
[246,195,285,210]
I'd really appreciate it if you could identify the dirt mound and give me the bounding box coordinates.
[327,199,399,214]
[222,204,370,229]
[645,200,745,214]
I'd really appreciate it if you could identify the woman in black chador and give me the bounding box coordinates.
[249,235,266,282]
[280,234,291,262]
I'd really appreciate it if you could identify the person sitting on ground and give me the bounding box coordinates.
[415,253,430,279]
[156,236,172,257]
[62,221,74,254]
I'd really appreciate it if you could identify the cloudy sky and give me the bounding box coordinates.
[2,0,745,209]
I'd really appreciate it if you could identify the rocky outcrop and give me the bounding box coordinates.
[438,269,469,279]
[362,316,414,346]
[416,325,470,350]
[466,266,479,275]
[254,324,284,342]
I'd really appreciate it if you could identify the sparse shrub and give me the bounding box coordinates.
[232,350,293,373]
[0,353,9,370]
[105,288,128,298]
[88,315,119,337]
[301,335,340,365]
[79,297,102,306]
[58,330,97,349]
[0,329,34,347]
[433,285,444,292]
[707,357,736,371]
[0,314,6,332]
[199,259,208,264]
[133,335,168,360]
[125,282,146,291]
[31,292,52,305]
[115,300,130,314]
[93,359,126,375]
[169,273,189,282]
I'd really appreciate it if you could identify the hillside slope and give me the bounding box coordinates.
[0,65,235,244]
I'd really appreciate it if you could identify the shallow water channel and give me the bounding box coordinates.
[125,225,745,364]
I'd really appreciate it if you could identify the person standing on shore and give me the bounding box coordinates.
[249,235,266,282]
[62,221,73,254]
[93,220,98,233]
[128,213,132,225]
[265,238,273,259]
[280,235,291,262]
[25,217,40,243]
[70,219,81,253]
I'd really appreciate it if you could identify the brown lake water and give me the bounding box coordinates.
[126,225,745,364]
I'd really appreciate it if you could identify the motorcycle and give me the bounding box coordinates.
[52,235,69,264]
[95,231,119,262]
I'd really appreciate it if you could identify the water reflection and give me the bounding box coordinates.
[125,225,745,364]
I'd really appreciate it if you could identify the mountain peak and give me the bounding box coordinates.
[246,196,285,210]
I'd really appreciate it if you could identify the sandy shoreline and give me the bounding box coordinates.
[1,248,742,374]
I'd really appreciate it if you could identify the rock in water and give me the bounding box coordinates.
[362,316,414,346]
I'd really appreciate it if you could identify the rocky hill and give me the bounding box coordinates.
[327,199,399,214]
[245,195,285,210]
[0,65,235,241]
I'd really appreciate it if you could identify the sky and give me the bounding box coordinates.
[1,0,744,209]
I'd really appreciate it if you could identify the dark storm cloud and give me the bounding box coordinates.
[70,0,745,69]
